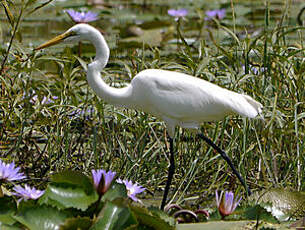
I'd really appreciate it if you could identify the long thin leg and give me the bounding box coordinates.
[161,137,175,210]
[197,133,252,196]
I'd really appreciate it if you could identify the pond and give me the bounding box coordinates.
[0,0,304,229]
[0,0,303,50]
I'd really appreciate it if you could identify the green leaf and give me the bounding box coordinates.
[90,198,137,230]
[13,203,73,230]
[252,188,305,220]
[51,170,94,194]
[2,0,14,26]
[39,183,98,211]
[101,182,128,202]
[148,206,176,227]
[0,196,17,225]
[131,205,175,230]
[243,204,278,223]
[0,223,22,230]
[60,217,92,230]
[39,170,98,211]
[73,55,88,72]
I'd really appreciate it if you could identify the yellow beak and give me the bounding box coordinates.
[35,31,73,50]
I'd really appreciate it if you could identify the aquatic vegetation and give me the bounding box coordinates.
[92,169,116,195]
[117,178,145,202]
[0,168,173,229]
[69,107,95,119]
[205,9,226,20]
[215,190,242,219]
[31,95,58,105]
[167,8,188,20]
[0,159,26,182]
[242,64,266,75]
[65,9,99,23]
[0,0,304,228]
[12,184,45,201]
[165,203,209,223]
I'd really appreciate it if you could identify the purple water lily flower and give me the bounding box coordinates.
[0,159,26,182]
[12,185,44,201]
[168,8,188,21]
[66,9,99,23]
[29,93,58,105]
[242,64,266,75]
[205,9,226,20]
[92,169,116,195]
[117,179,145,202]
[215,190,242,219]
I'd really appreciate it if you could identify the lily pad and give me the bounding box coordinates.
[101,182,128,202]
[39,170,98,211]
[13,203,73,230]
[90,198,137,230]
[0,197,17,225]
[60,217,93,230]
[130,205,175,230]
[253,188,305,221]
[120,28,163,47]
[0,223,22,230]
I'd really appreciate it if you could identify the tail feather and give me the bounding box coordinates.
[244,95,263,114]
[242,95,263,118]
[230,94,263,118]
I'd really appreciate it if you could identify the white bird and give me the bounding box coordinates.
[36,23,263,209]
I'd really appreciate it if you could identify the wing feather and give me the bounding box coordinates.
[131,69,262,123]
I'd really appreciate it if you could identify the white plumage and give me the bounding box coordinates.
[127,69,262,136]
[36,23,262,208]
[86,65,262,137]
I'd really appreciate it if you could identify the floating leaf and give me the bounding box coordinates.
[90,198,137,230]
[243,204,278,223]
[252,188,305,221]
[0,196,17,225]
[130,205,175,230]
[148,206,176,227]
[51,170,93,192]
[0,223,22,230]
[39,183,98,211]
[39,170,98,211]
[60,217,92,230]
[101,182,128,202]
[13,202,73,230]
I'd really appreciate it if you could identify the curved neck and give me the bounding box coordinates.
[88,29,109,71]
[86,27,134,108]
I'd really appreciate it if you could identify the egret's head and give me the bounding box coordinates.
[35,24,96,50]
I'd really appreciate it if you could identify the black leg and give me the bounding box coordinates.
[161,137,175,210]
[197,133,252,196]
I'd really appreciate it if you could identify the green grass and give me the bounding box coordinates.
[0,0,304,210]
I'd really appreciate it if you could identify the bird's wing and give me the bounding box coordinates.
[132,69,262,123]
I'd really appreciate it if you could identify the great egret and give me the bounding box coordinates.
[36,24,263,210]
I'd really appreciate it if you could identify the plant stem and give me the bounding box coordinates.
[0,5,24,96]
